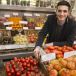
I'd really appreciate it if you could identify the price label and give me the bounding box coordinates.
[19,45,26,48]
[4,14,10,17]
[74,41,76,44]
[23,27,28,30]
[13,12,19,16]
[19,21,28,24]
[64,51,76,58]
[41,53,56,62]
[6,27,12,30]
[44,43,53,48]
[34,13,40,16]
[24,13,32,16]
[0,45,6,50]
[35,27,42,30]
[3,22,13,25]
[46,14,53,16]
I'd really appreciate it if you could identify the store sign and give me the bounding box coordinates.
[6,27,12,30]
[34,13,40,16]
[74,41,76,44]
[4,14,10,18]
[23,27,28,30]
[13,12,19,16]
[24,13,32,16]
[35,27,42,30]
[41,53,56,62]
[43,43,53,48]
[64,51,76,58]
[19,21,28,24]
[3,22,13,25]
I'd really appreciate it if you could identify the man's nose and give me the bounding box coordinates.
[60,11,64,15]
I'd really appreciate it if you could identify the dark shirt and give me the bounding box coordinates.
[36,14,76,47]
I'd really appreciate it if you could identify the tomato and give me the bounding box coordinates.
[23,62,26,67]
[12,65,16,70]
[27,63,31,68]
[16,72,21,76]
[11,68,14,74]
[26,59,29,63]
[14,57,18,62]
[7,72,12,76]
[30,59,34,64]
[6,67,10,73]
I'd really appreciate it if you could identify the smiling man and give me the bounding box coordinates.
[34,1,76,58]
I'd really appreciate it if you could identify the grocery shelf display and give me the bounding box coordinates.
[0,0,76,76]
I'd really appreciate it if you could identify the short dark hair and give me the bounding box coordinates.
[57,1,71,10]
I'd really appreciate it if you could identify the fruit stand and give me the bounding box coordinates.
[0,0,76,76]
[0,52,48,76]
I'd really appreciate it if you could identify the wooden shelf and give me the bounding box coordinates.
[0,5,55,13]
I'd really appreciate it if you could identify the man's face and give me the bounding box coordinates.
[56,5,70,21]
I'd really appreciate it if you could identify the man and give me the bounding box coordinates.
[34,1,76,58]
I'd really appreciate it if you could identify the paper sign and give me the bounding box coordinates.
[24,13,32,16]
[23,27,28,30]
[6,27,12,30]
[34,13,40,16]
[0,45,6,50]
[35,27,42,30]
[3,22,13,25]
[44,43,53,48]
[4,14,10,17]
[13,12,19,16]
[74,41,76,44]
[41,53,56,62]
[64,51,76,58]
[19,21,28,24]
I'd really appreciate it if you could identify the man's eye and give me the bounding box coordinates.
[58,10,62,12]
[63,10,67,13]
[58,10,68,13]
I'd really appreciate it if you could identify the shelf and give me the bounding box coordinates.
[0,44,35,50]
[0,52,33,60]
[0,5,55,13]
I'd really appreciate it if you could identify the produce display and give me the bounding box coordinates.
[8,17,23,30]
[26,16,46,28]
[27,30,38,43]
[44,45,76,58]
[46,55,76,76]
[13,34,28,44]
[5,56,45,76]
[13,30,38,44]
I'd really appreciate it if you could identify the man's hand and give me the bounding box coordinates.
[34,46,41,59]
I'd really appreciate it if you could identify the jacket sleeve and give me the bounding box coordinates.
[35,16,51,47]
[53,21,76,46]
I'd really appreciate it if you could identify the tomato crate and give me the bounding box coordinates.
[0,52,48,76]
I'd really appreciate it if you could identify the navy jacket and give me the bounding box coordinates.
[36,14,76,46]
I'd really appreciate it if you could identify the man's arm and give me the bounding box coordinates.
[35,15,51,47]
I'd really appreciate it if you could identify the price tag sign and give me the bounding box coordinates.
[64,51,76,58]
[4,14,10,18]
[13,12,19,16]
[19,45,26,48]
[0,45,6,50]
[35,27,42,30]
[24,13,32,16]
[6,27,12,30]
[23,27,28,30]
[3,22,13,25]
[74,41,76,44]
[46,14,53,16]
[41,53,56,62]
[34,13,40,16]
[44,43,53,48]
[19,21,28,24]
